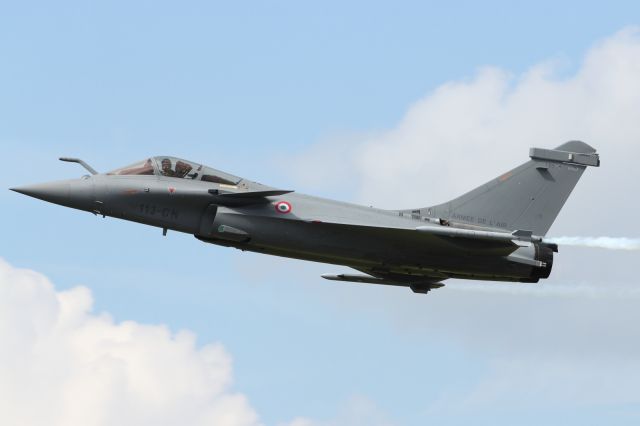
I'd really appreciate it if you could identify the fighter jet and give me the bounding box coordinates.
[11,141,599,294]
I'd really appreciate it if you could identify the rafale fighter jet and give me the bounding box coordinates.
[11,141,599,294]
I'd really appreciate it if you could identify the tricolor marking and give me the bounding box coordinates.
[275,201,292,214]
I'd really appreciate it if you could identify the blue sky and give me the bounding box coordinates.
[2,2,640,425]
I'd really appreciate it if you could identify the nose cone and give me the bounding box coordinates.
[11,181,71,205]
[11,178,94,211]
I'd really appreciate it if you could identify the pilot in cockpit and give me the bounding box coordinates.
[160,158,176,177]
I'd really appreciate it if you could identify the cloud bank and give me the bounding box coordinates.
[0,258,260,426]
[291,28,640,240]
[287,27,640,418]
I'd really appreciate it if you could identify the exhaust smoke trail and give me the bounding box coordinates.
[545,236,640,251]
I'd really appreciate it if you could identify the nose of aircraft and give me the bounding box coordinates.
[11,181,71,203]
[11,178,94,211]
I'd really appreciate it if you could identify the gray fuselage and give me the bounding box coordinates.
[55,172,544,283]
[16,141,603,291]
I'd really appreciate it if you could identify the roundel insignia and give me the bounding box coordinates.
[275,201,292,214]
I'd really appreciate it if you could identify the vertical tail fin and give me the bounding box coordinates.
[408,141,599,236]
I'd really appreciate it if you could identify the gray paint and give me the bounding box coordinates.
[10,142,599,294]
[408,141,599,236]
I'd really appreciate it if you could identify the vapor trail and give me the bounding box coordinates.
[545,236,640,251]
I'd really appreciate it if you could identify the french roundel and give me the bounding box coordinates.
[275,201,292,214]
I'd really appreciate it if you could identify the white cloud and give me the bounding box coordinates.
[286,27,640,414]
[403,283,640,379]
[0,258,260,426]
[290,27,640,237]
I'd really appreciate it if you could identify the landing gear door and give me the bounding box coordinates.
[198,204,218,237]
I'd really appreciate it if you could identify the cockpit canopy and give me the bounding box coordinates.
[107,157,241,185]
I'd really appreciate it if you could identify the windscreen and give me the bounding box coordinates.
[107,159,155,175]
[153,156,241,184]
[156,157,198,178]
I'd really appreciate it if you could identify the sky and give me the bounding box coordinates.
[2,1,640,425]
